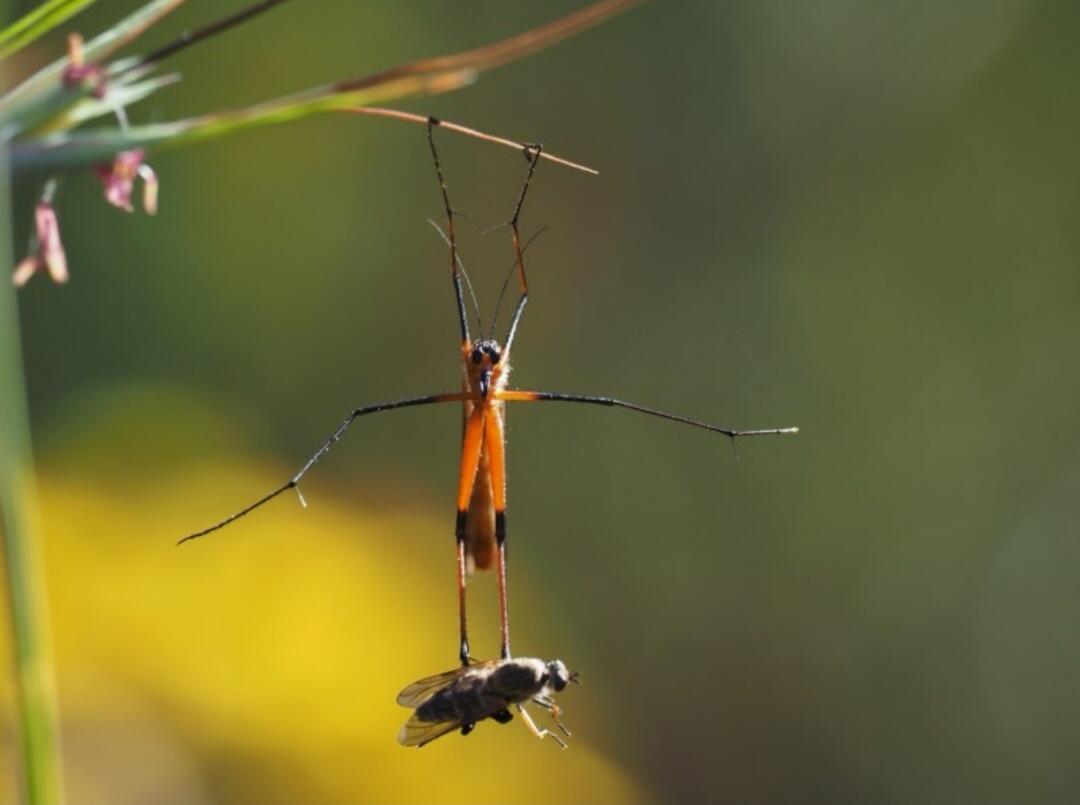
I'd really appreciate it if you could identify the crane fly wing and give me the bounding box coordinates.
[397,713,463,747]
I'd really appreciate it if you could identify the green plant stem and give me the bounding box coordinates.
[9,68,478,173]
[0,0,186,113]
[0,146,65,804]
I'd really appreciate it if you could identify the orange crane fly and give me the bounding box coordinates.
[179,119,798,667]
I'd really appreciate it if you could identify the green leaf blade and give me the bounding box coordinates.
[0,0,100,60]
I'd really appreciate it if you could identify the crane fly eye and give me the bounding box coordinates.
[472,349,484,364]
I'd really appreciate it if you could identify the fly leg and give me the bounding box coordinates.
[533,695,571,738]
[516,704,568,749]
[491,709,514,724]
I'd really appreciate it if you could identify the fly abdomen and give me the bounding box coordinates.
[451,684,488,724]
[416,690,459,724]
[415,681,489,725]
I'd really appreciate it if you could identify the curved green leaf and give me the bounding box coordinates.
[0,0,99,60]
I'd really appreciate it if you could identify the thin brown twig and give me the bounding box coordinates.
[333,0,642,95]
[345,106,598,175]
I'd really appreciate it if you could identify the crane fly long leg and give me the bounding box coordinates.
[501,145,542,352]
[494,391,799,439]
[177,392,467,545]
[483,408,510,660]
[455,409,487,665]
[427,118,471,343]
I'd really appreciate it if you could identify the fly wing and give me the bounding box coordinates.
[396,661,495,707]
[397,712,463,747]
[396,668,462,708]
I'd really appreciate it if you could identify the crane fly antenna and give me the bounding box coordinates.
[489,225,549,341]
[428,218,483,337]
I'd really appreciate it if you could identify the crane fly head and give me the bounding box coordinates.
[466,338,504,399]
[470,339,502,367]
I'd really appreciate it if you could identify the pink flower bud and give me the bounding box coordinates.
[138,164,159,215]
[60,34,107,98]
[12,257,38,288]
[12,202,68,287]
[96,150,159,214]
[36,202,68,283]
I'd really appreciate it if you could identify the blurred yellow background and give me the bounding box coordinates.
[0,388,641,803]
[4,0,1080,802]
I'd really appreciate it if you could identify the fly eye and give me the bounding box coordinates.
[472,349,484,364]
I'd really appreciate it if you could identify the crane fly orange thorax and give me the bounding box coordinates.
[462,338,510,402]
[459,337,509,577]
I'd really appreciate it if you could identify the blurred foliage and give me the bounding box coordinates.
[4,0,1080,803]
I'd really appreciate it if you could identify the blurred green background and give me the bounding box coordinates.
[4,0,1080,802]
